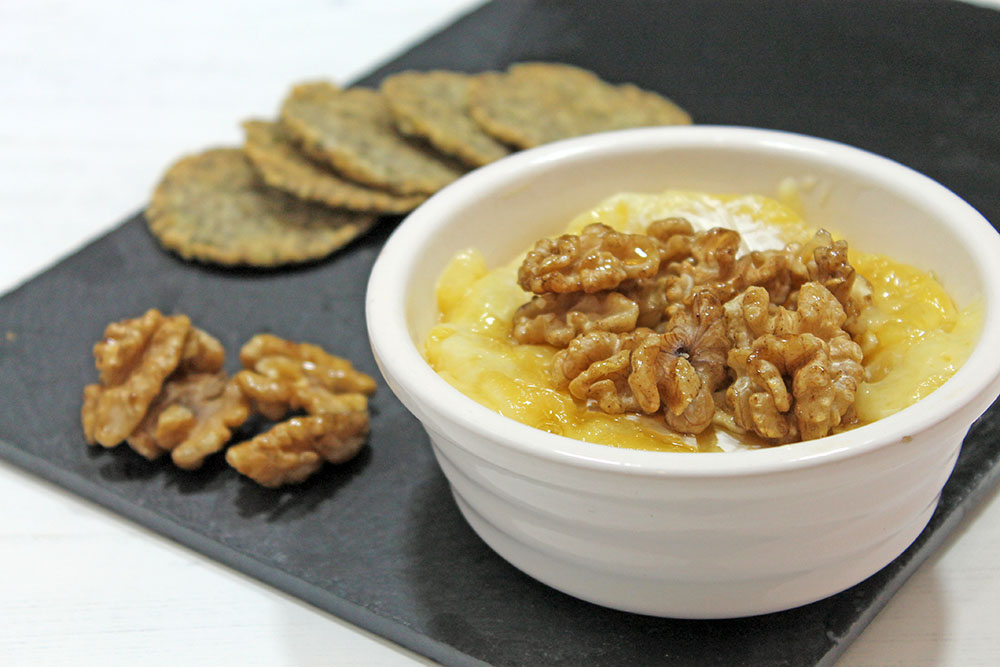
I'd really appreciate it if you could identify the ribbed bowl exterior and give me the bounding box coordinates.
[418,404,965,617]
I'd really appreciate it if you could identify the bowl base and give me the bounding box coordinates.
[450,485,938,619]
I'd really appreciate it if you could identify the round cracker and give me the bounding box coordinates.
[469,62,692,149]
[147,148,376,267]
[381,70,512,167]
[279,82,465,196]
[242,120,426,214]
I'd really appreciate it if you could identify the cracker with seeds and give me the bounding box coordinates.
[147,148,376,267]
[242,120,426,214]
[381,70,512,167]
[469,62,692,149]
[279,82,464,196]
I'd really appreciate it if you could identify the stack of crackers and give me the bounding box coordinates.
[146,63,691,267]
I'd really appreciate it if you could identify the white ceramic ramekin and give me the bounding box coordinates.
[366,126,1000,618]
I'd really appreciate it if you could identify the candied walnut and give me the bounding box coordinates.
[634,347,714,434]
[661,228,873,315]
[726,333,864,442]
[725,281,850,347]
[551,329,653,413]
[795,280,855,339]
[81,309,246,467]
[628,291,730,433]
[82,309,192,448]
[512,291,639,347]
[550,293,729,434]
[690,227,742,272]
[611,217,696,329]
[669,225,809,306]
[517,223,661,294]
[127,372,251,469]
[663,291,730,391]
[666,227,744,302]
[647,226,763,307]
[763,229,842,304]
[727,335,807,442]
[808,236,873,335]
[646,217,695,262]
[718,230,854,309]
[235,334,376,420]
[732,248,805,306]
[723,285,799,349]
[228,334,375,486]
[724,283,865,442]
[770,230,873,326]
[225,411,369,488]
[619,273,679,329]
[177,327,226,374]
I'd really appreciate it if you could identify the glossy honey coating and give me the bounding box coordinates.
[82,309,198,449]
[225,411,370,488]
[82,309,253,467]
[228,334,376,486]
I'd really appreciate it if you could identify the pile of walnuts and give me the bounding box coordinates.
[513,220,873,444]
[81,309,374,486]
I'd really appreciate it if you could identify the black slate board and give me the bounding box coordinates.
[2,1,1000,665]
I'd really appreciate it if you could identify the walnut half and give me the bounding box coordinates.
[512,291,639,347]
[628,291,730,434]
[227,334,376,486]
[549,291,730,434]
[81,309,249,468]
[82,309,193,449]
[725,283,865,442]
[225,411,370,488]
[127,371,251,469]
[517,223,662,294]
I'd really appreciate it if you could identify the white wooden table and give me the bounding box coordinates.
[3,1,999,664]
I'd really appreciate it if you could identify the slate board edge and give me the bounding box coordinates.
[0,433,486,667]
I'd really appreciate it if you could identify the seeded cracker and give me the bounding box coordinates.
[381,70,512,167]
[280,82,465,196]
[469,62,692,149]
[147,148,375,267]
[242,120,426,214]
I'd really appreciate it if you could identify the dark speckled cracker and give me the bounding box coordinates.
[279,82,465,196]
[146,148,376,267]
[381,70,512,167]
[242,120,426,214]
[469,62,692,149]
